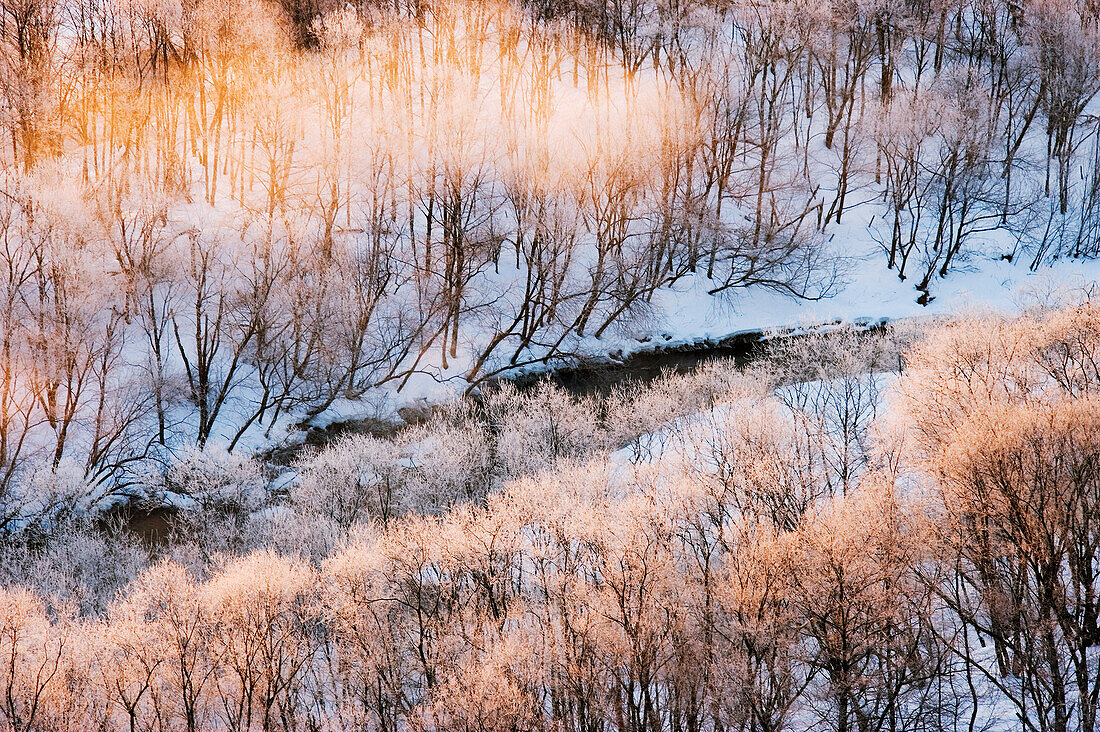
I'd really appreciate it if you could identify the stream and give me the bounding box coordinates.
[112,318,893,543]
[287,317,893,456]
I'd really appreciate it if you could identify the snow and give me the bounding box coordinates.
[10,0,1100,481]
[347,220,1100,438]
[529,211,1100,366]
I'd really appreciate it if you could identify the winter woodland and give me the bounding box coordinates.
[3,0,1100,729]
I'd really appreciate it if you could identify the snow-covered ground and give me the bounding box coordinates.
[314,220,1100,440]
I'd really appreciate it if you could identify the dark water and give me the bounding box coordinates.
[101,505,173,546]
[279,319,896,458]
[271,329,769,464]
[501,330,765,398]
[282,318,891,456]
[499,317,895,397]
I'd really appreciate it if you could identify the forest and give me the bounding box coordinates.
[0,0,1098,493]
[3,0,1100,728]
[1,307,1099,732]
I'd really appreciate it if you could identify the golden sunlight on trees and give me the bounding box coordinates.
[2,0,854,489]
[3,0,1100,728]
[2,307,1100,729]
[1,0,1096,488]
[899,303,1100,732]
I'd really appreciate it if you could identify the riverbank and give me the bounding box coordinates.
[262,316,896,467]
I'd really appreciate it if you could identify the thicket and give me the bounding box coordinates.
[0,306,1098,732]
